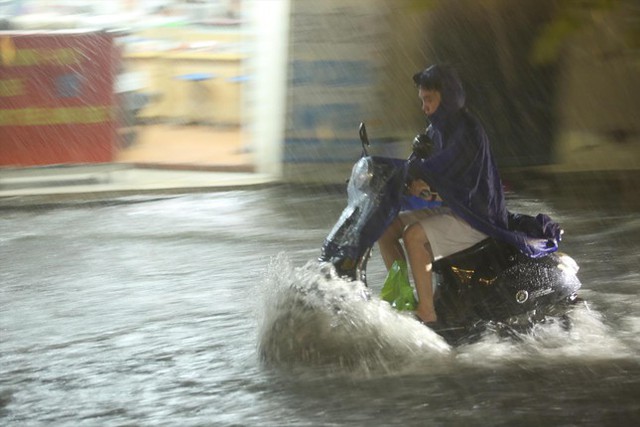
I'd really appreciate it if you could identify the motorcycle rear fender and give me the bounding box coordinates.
[433,238,582,321]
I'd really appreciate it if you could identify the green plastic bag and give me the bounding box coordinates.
[380,260,417,311]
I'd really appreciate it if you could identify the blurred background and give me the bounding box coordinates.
[1,4,639,425]
[1,0,639,200]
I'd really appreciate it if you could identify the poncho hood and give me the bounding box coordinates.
[412,65,560,257]
[413,64,466,131]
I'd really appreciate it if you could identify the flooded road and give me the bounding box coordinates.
[1,186,639,426]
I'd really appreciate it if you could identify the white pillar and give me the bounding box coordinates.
[247,0,291,177]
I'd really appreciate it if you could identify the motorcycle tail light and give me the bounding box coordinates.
[557,252,579,275]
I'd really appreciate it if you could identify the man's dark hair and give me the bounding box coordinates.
[412,66,443,92]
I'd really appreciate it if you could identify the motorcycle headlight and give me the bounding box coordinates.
[351,157,373,189]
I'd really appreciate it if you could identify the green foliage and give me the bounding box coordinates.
[405,0,440,12]
[531,16,581,64]
[530,0,621,64]
[404,0,632,65]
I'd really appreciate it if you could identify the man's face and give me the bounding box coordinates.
[418,87,441,117]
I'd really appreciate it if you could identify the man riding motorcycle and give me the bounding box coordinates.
[378,64,563,325]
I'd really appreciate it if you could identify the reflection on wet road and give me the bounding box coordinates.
[1,187,639,425]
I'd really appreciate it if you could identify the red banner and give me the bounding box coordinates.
[0,31,116,166]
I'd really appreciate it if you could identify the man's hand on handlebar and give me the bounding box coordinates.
[412,134,434,159]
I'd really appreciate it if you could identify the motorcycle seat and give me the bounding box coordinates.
[432,237,517,273]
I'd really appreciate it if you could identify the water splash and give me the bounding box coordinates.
[257,253,450,373]
[257,253,636,377]
[453,301,633,370]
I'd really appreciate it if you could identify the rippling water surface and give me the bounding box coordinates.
[1,187,639,426]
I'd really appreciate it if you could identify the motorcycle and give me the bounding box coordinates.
[319,123,583,345]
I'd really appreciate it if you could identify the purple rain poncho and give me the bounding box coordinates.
[412,65,561,258]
